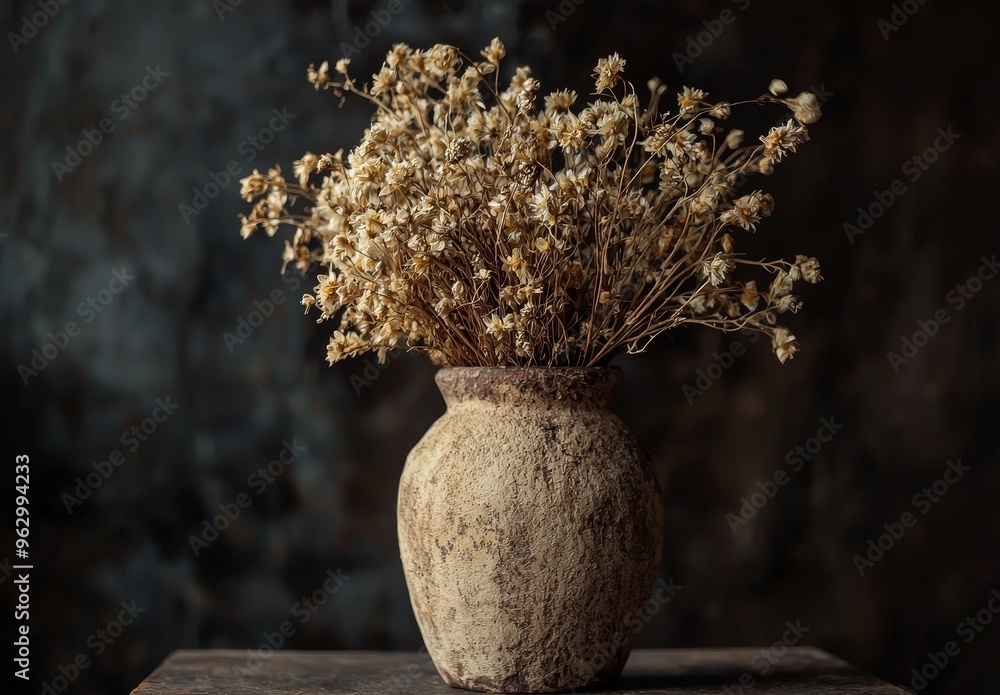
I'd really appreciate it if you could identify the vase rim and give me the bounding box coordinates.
[437,365,619,371]
[435,365,622,406]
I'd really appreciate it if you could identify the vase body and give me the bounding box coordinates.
[397,367,664,693]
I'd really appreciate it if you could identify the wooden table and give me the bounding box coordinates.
[132,648,906,694]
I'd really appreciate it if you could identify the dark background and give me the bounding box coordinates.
[2,0,999,693]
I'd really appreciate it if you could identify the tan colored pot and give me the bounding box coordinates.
[397,367,664,693]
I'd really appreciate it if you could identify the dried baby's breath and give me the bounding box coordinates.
[240,39,823,367]
[768,79,788,96]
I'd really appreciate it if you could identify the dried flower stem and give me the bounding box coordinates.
[240,40,822,367]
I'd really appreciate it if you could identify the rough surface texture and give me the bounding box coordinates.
[130,648,908,694]
[397,368,665,692]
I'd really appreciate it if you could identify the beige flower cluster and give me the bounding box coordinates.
[239,39,822,367]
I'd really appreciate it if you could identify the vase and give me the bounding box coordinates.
[397,367,664,693]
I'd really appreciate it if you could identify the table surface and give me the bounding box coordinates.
[131,648,906,694]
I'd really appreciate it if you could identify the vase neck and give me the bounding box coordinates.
[435,367,621,408]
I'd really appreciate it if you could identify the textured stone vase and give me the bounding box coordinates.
[397,367,664,693]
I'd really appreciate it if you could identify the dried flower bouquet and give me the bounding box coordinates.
[239,38,821,367]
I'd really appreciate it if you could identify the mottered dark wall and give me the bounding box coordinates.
[1,0,998,693]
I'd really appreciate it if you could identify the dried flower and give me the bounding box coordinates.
[678,86,707,115]
[710,102,731,120]
[741,281,760,311]
[481,37,505,66]
[720,191,773,231]
[785,91,822,124]
[239,41,822,367]
[239,170,267,201]
[761,120,809,162]
[293,153,318,186]
[775,294,802,313]
[704,254,735,286]
[444,137,473,164]
[594,53,626,92]
[545,89,577,113]
[434,297,456,317]
[796,255,822,283]
[772,327,800,364]
[307,61,332,90]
